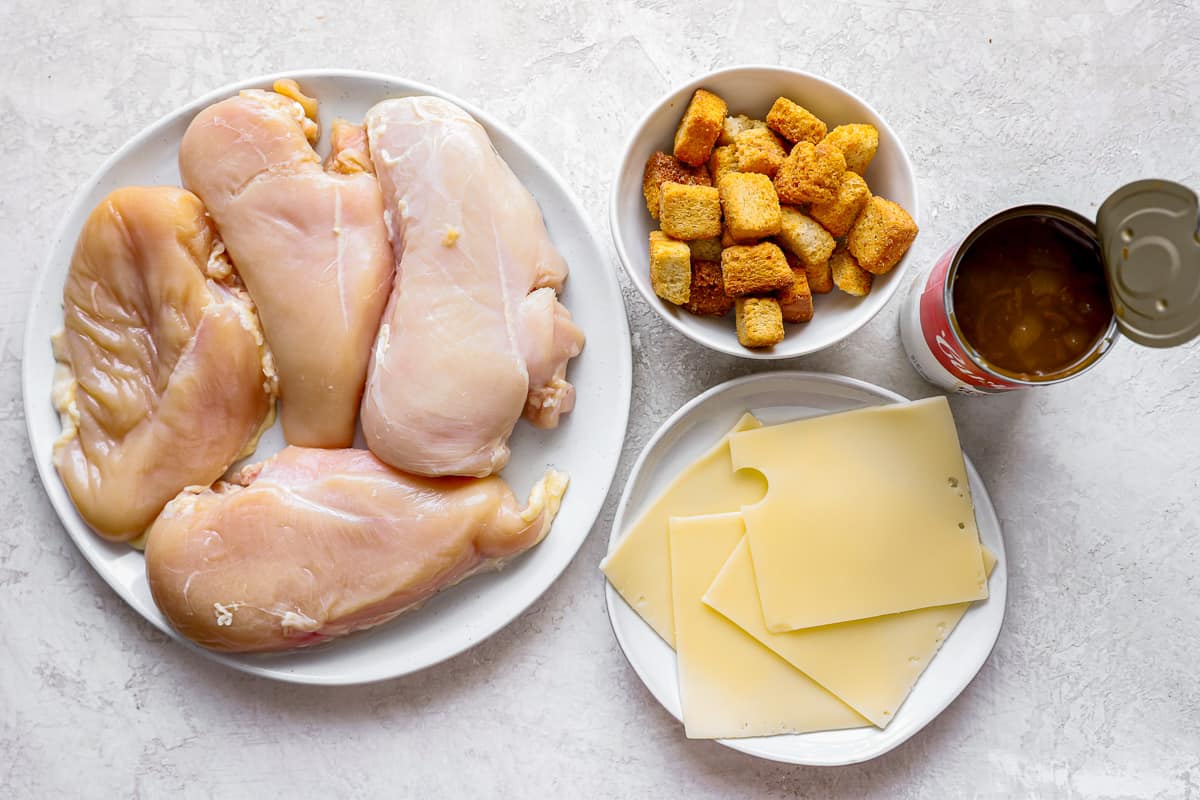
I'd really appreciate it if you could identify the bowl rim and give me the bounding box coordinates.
[608,64,921,360]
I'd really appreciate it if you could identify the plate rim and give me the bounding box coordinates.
[23,68,633,685]
[607,64,922,361]
[602,370,1007,765]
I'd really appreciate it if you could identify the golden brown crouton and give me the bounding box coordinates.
[649,231,691,304]
[659,182,722,240]
[777,262,814,323]
[810,172,871,238]
[788,247,833,294]
[736,297,785,348]
[688,237,723,262]
[642,151,712,220]
[774,141,846,205]
[807,259,834,294]
[708,145,740,184]
[734,128,787,177]
[674,89,728,166]
[846,196,918,274]
[823,124,879,175]
[721,242,794,296]
[777,207,836,265]
[683,260,735,317]
[718,173,782,242]
[721,228,743,248]
[718,114,768,146]
[766,97,827,145]
[830,246,873,296]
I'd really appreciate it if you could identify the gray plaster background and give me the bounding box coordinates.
[2,1,1198,797]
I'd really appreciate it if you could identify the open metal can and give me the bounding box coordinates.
[901,181,1200,395]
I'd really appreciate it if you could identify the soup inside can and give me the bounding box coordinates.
[949,211,1115,382]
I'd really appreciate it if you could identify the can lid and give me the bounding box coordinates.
[1096,180,1200,348]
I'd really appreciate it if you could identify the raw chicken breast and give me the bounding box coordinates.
[179,82,393,448]
[52,186,274,542]
[362,97,584,477]
[145,447,568,652]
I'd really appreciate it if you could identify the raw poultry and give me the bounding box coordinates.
[51,84,581,653]
[145,447,567,652]
[179,81,394,448]
[52,186,275,542]
[361,96,584,478]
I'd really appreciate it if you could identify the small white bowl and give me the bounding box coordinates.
[610,65,920,359]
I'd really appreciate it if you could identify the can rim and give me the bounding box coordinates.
[941,204,1122,387]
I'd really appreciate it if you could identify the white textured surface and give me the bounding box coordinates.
[2,1,1198,797]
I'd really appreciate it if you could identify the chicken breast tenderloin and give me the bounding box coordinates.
[52,186,275,542]
[145,447,568,652]
[179,82,394,448]
[362,97,584,477]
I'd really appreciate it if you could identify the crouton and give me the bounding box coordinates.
[649,231,692,304]
[823,124,879,175]
[721,242,794,296]
[674,89,728,166]
[789,247,833,294]
[810,171,871,238]
[846,196,918,274]
[776,202,878,296]
[736,297,785,348]
[642,151,712,220]
[721,228,746,247]
[777,261,814,322]
[688,237,723,262]
[718,114,768,146]
[708,145,740,184]
[766,97,827,145]
[733,128,787,177]
[683,260,735,317]
[718,173,782,241]
[830,246,873,296]
[777,207,836,266]
[807,259,834,294]
[659,182,722,240]
[773,141,846,205]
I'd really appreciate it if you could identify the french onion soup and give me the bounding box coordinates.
[951,213,1114,380]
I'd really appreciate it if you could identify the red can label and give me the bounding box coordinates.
[918,244,1021,392]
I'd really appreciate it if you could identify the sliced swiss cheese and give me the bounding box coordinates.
[668,513,868,739]
[600,413,765,646]
[705,535,997,727]
[730,396,988,632]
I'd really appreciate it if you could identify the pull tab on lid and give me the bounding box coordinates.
[1096,180,1200,347]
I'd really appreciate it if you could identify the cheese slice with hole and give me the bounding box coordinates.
[705,535,997,727]
[730,397,988,632]
[669,513,869,739]
[600,413,765,646]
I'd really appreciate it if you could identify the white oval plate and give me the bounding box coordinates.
[24,70,632,685]
[610,65,919,360]
[604,372,1006,765]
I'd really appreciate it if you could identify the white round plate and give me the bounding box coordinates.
[604,372,1006,765]
[24,70,632,685]
[611,65,919,360]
